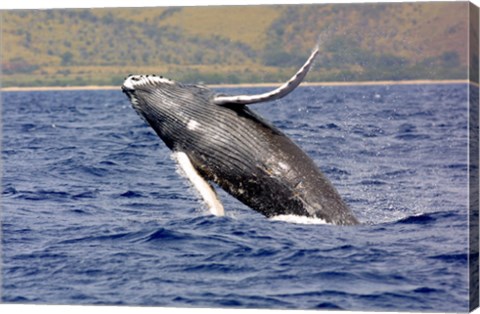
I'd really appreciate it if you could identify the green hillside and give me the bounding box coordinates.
[0,2,473,87]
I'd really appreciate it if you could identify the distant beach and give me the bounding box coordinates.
[1,79,476,92]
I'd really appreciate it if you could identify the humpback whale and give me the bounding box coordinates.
[122,46,359,225]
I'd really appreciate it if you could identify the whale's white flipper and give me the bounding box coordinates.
[173,152,225,216]
[213,46,319,105]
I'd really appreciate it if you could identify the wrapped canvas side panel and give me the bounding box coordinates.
[469,2,479,312]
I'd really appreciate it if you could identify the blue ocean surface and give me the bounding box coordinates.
[1,84,471,311]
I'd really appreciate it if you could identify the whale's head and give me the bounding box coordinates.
[121,74,217,149]
[122,74,179,113]
[122,74,214,123]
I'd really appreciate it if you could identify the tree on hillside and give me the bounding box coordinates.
[61,52,74,66]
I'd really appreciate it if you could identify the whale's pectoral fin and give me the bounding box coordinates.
[213,46,319,106]
[173,151,225,216]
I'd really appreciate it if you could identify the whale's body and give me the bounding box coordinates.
[122,47,359,225]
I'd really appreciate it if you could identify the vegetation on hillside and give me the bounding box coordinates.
[1,2,473,87]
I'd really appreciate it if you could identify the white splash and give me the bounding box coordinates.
[270,214,330,225]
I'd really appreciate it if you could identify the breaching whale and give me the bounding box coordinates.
[121,46,359,225]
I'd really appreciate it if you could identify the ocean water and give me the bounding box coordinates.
[1,84,472,311]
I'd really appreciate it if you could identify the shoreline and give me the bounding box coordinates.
[1,79,476,92]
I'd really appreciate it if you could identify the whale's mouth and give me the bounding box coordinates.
[121,84,134,94]
[121,74,137,98]
[121,84,136,104]
[121,76,142,110]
